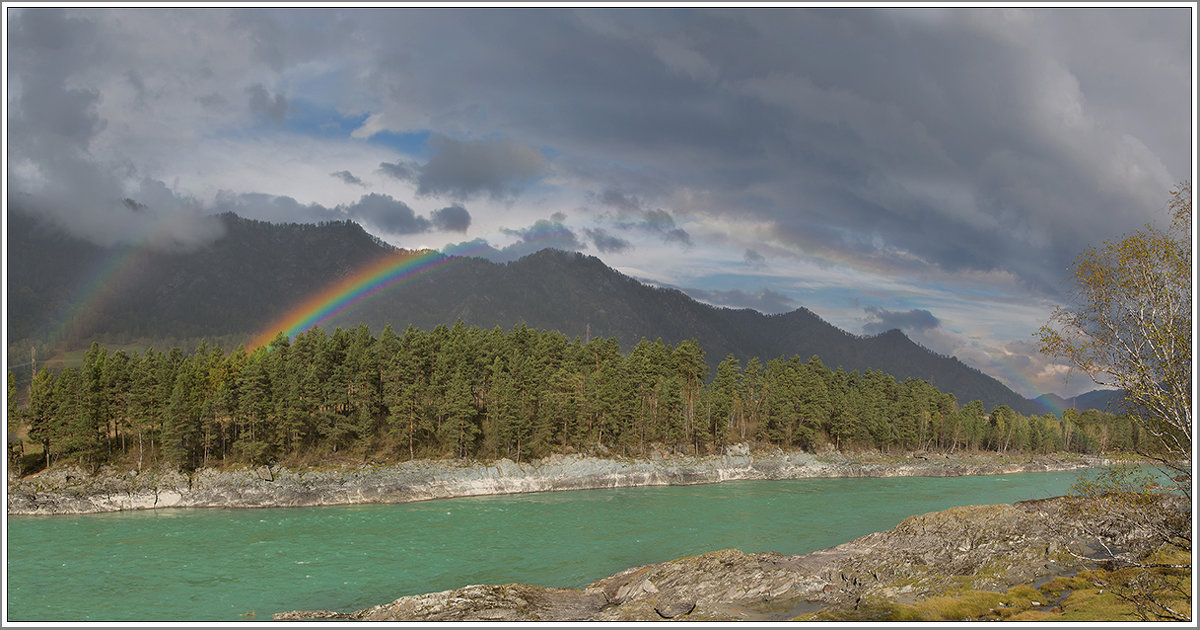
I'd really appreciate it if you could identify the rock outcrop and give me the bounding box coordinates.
[7,449,1104,516]
[275,494,1173,621]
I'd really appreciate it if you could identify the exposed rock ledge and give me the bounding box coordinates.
[7,447,1106,516]
[275,494,1170,622]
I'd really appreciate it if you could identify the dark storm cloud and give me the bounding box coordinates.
[483,217,586,262]
[681,287,797,315]
[232,8,357,73]
[195,92,226,111]
[415,135,547,201]
[584,227,633,254]
[5,7,1189,307]
[594,189,645,213]
[216,192,341,224]
[861,307,942,336]
[615,208,693,247]
[6,8,225,250]
[7,9,107,148]
[430,205,472,232]
[442,237,504,261]
[330,170,366,186]
[346,8,1186,299]
[375,136,547,201]
[246,83,288,123]
[337,193,431,234]
[443,217,585,264]
[217,191,458,237]
[378,160,420,182]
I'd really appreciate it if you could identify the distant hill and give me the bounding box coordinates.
[8,209,1059,414]
[1029,389,1130,416]
[8,210,397,347]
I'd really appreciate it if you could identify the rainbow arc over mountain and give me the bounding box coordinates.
[250,249,454,350]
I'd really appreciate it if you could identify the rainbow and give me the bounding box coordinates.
[32,211,228,361]
[249,223,585,349]
[986,355,1074,417]
[250,247,471,350]
[39,243,156,361]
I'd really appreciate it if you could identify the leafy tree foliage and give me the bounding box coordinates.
[1040,182,1193,622]
[1039,181,1191,491]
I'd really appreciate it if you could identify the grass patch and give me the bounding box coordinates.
[800,562,1191,622]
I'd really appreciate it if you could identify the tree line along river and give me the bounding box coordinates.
[6,469,1093,622]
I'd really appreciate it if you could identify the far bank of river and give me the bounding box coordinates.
[6,447,1114,516]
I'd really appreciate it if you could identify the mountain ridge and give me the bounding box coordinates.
[6,209,1102,414]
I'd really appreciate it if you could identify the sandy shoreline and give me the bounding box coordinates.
[6,447,1109,516]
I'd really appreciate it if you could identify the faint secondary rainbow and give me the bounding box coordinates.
[987,356,1073,417]
[38,243,156,362]
[250,245,482,350]
[28,211,229,363]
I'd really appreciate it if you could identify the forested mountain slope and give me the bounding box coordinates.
[9,209,1062,413]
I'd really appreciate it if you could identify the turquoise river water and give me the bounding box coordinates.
[6,469,1095,621]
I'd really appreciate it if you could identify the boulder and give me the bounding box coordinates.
[654,601,696,618]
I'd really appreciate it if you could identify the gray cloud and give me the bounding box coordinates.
[415,134,547,201]
[615,208,693,247]
[682,287,798,315]
[196,92,226,111]
[744,249,766,268]
[6,9,225,250]
[430,204,472,232]
[215,191,341,224]
[6,8,1190,334]
[375,136,547,201]
[346,9,1184,298]
[443,217,587,264]
[217,191,462,237]
[246,83,288,123]
[485,217,586,262]
[337,193,430,234]
[442,237,503,261]
[330,170,366,186]
[861,307,942,336]
[594,188,645,213]
[584,227,633,253]
[12,9,1187,286]
[378,160,420,182]
[232,8,357,73]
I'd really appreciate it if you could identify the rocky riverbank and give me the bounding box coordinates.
[274,493,1180,622]
[6,447,1107,516]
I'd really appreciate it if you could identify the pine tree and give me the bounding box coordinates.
[795,358,832,450]
[672,339,707,454]
[709,355,742,449]
[162,356,202,471]
[440,368,478,459]
[27,368,58,469]
[7,371,24,473]
[234,349,273,466]
[740,357,765,443]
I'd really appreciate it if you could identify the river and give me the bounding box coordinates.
[6,469,1092,621]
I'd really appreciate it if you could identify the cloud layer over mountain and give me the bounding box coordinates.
[6,7,1191,398]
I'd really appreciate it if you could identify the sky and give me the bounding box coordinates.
[4,5,1194,399]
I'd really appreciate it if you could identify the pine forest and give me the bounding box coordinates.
[9,322,1149,474]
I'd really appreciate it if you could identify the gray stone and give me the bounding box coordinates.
[654,601,695,618]
[9,451,1100,516]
